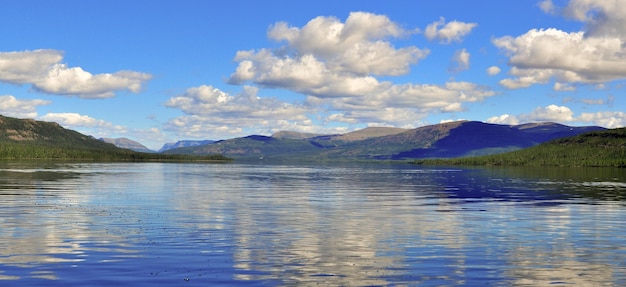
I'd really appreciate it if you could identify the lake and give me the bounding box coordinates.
[1,161,625,286]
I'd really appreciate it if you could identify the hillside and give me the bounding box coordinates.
[165,121,605,161]
[0,115,229,161]
[415,128,626,167]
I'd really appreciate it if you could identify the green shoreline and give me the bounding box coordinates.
[413,128,626,168]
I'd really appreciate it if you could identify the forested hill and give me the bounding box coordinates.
[415,127,626,167]
[0,115,229,161]
[0,115,118,150]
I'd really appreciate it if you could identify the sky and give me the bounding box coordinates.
[1,0,625,150]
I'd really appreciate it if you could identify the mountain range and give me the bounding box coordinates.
[162,120,605,161]
[0,114,608,162]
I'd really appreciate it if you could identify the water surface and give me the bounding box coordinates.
[1,162,625,286]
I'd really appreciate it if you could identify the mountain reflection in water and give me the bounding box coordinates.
[0,162,625,286]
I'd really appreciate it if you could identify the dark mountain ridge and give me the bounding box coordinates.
[165,121,606,161]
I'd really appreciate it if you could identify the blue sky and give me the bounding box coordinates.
[1,0,624,150]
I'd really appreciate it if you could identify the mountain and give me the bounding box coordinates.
[158,140,215,152]
[164,135,322,159]
[390,121,602,159]
[316,127,408,142]
[271,131,325,139]
[0,115,230,161]
[416,127,626,167]
[1,115,118,149]
[0,114,126,159]
[164,121,606,161]
[100,137,154,153]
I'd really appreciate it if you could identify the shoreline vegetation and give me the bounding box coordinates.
[413,128,626,168]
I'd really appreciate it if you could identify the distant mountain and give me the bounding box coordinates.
[391,121,603,159]
[316,127,408,142]
[100,137,154,153]
[271,131,325,139]
[158,140,215,152]
[164,121,606,161]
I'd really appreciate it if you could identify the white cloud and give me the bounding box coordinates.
[538,0,557,14]
[0,49,151,98]
[229,12,430,93]
[486,114,520,125]
[487,105,574,125]
[487,104,626,128]
[163,85,319,139]
[487,66,501,76]
[553,82,577,91]
[0,95,51,118]
[225,12,495,129]
[563,0,626,38]
[267,12,407,60]
[449,48,470,73]
[262,12,428,77]
[164,85,310,120]
[494,0,626,89]
[424,17,477,44]
[578,111,626,128]
[39,112,119,129]
[522,104,575,122]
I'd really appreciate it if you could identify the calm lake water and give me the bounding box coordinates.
[1,161,625,286]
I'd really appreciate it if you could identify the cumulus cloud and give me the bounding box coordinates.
[486,114,520,125]
[524,104,575,122]
[495,0,626,89]
[449,48,470,73]
[262,12,428,77]
[0,49,151,98]
[224,12,495,129]
[164,85,310,120]
[487,66,501,76]
[563,0,626,38]
[424,17,477,44]
[538,0,557,14]
[578,111,626,128]
[229,12,429,89]
[0,95,51,118]
[487,104,626,128]
[163,85,321,139]
[553,82,577,91]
